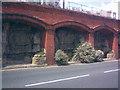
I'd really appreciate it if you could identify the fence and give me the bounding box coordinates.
[66,2,116,19]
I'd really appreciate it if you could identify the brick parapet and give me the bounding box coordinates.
[2,2,119,32]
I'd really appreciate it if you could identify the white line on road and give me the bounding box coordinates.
[25,74,90,87]
[104,69,120,73]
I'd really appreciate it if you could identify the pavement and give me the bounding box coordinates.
[2,60,119,88]
[1,58,120,71]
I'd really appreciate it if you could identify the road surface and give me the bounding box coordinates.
[2,61,119,88]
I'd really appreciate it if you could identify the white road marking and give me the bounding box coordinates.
[104,69,120,73]
[25,74,90,87]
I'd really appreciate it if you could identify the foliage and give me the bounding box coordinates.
[107,50,115,58]
[36,51,45,55]
[95,50,104,61]
[32,49,46,65]
[107,50,114,54]
[72,42,104,63]
[55,49,69,65]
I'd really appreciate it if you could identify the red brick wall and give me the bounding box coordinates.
[2,2,120,65]
[2,2,119,32]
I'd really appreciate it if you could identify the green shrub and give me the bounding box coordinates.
[72,42,104,63]
[95,50,104,61]
[36,51,45,55]
[55,49,69,65]
[107,50,115,58]
[108,50,114,54]
[32,50,46,65]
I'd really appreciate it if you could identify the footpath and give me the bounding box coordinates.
[1,58,120,71]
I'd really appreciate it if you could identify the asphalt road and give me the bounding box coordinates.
[2,61,120,88]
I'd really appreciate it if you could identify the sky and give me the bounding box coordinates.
[61,0,119,11]
[59,0,120,19]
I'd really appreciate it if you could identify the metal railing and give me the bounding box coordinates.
[66,2,116,19]
[16,0,117,19]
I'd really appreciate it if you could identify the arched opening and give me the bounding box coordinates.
[94,28,114,58]
[55,25,89,59]
[2,20,46,66]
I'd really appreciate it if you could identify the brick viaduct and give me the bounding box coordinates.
[1,2,120,65]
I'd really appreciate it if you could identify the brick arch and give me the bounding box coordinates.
[2,14,48,29]
[53,21,90,31]
[2,14,49,65]
[93,25,117,34]
[93,25,118,58]
[54,21,91,58]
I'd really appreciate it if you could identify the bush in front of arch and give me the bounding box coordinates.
[32,49,47,65]
[55,49,69,65]
[72,42,104,63]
